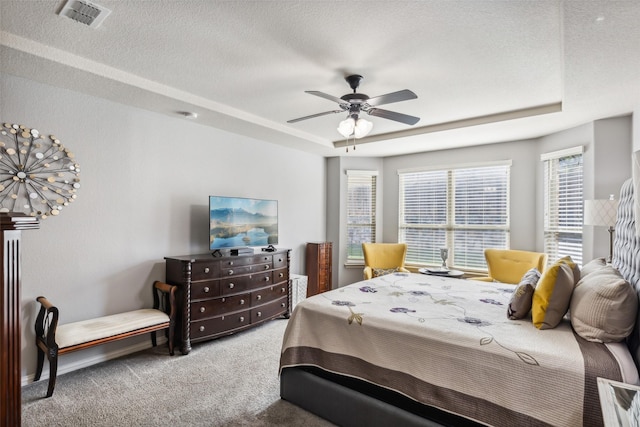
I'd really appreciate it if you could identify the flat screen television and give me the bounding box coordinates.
[209,196,278,251]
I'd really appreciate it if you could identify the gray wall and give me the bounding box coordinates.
[325,156,384,287]
[382,139,539,250]
[328,117,633,287]
[2,73,326,383]
[6,69,635,383]
[536,117,632,262]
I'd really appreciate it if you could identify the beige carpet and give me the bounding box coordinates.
[21,318,335,427]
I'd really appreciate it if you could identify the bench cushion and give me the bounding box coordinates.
[56,309,170,349]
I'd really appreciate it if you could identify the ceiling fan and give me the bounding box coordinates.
[287,75,420,133]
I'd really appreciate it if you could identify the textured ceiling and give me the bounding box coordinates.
[1,0,639,157]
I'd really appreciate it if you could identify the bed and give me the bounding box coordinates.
[279,178,640,427]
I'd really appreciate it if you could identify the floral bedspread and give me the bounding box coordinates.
[280,272,622,427]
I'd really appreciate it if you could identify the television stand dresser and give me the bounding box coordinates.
[165,249,291,355]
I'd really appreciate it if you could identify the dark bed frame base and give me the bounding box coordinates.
[280,367,482,427]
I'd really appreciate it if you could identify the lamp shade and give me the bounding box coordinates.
[584,197,618,227]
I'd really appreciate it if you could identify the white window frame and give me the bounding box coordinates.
[398,161,511,270]
[541,146,584,266]
[346,170,378,264]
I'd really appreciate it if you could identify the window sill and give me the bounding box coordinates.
[344,261,364,269]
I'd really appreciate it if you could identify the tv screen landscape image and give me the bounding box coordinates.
[209,196,278,250]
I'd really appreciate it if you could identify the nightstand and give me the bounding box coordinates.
[597,377,640,426]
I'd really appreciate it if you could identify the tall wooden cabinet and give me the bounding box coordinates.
[305,242,332,297]
[0,213,39,427]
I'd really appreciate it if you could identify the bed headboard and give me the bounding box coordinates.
[611,178,640,369]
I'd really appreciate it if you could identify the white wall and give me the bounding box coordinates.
[1,73,326,383]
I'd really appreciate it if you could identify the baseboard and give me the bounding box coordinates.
[22,336,168,386]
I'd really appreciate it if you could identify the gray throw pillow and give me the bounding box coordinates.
[507,268,541,320]
[580,257,607,279]
[570,265,638,342]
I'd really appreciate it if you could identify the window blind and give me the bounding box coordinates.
[398,162,510,270]
[346,171,377,262]
[542,147,583,265]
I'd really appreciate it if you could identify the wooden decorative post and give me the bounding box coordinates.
[0,213,39,427]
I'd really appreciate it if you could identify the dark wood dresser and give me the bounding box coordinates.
[165,249,290,355]
[305,242,332,297]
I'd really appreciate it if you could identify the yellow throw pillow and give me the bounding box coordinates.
[532,257,577,329]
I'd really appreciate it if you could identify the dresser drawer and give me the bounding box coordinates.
[273,253,287,268]
[191,261,220,281]
[273,267,288,284]
[220,272,272,295]
[220,254,272,268]
[190,310,251,339]
[220,262,272,277]
[251,297,288,323]
[190,293,250,321]
[191,281,220,300]
[251,284,288,306]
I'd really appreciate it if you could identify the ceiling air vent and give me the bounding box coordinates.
[58,0,111,28]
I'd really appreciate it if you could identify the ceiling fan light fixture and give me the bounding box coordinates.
[337,116,373,139]
[354,118,373,138]
[337,117,356,138]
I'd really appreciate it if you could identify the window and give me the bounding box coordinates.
[398,162,511,270]
[346,170,377,262]
[542,146,583,265]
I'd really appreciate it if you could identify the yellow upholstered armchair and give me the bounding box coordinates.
[472,249,547,284]
[362,243,410,280]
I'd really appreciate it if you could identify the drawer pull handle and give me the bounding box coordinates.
[279,272,284,278]
[229,283,235,289]
[278,258,283,262]
[240,299,245,305]
[256,295,262,300]
[199,326,205,332]
[264,276,270,282]
[281,302,286,308]
[281,288,286,293]
[203,287,210,293]
[204,267,210,274]
[228,261,234,266]
[257,311,262,317]
[200,307,206,313]
[239,316,245,322]
[228,270,234,275]
[264,264,269,270]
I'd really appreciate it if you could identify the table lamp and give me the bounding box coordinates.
[584,195,619,263]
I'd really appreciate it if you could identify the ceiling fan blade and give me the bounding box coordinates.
[367,108,420,125]
[305,91,348,105]
[366,89,417,107]
[287,110,343,123]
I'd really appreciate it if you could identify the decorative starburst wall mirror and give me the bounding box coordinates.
[0,122,80,219]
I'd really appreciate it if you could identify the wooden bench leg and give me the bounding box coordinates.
[151,330,158,348]
[46,350,58,398]
[34,344,45,382]
[168,322,175,356]
[150,329,175,356]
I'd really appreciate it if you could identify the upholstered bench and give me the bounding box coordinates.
[34,280,177,398]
